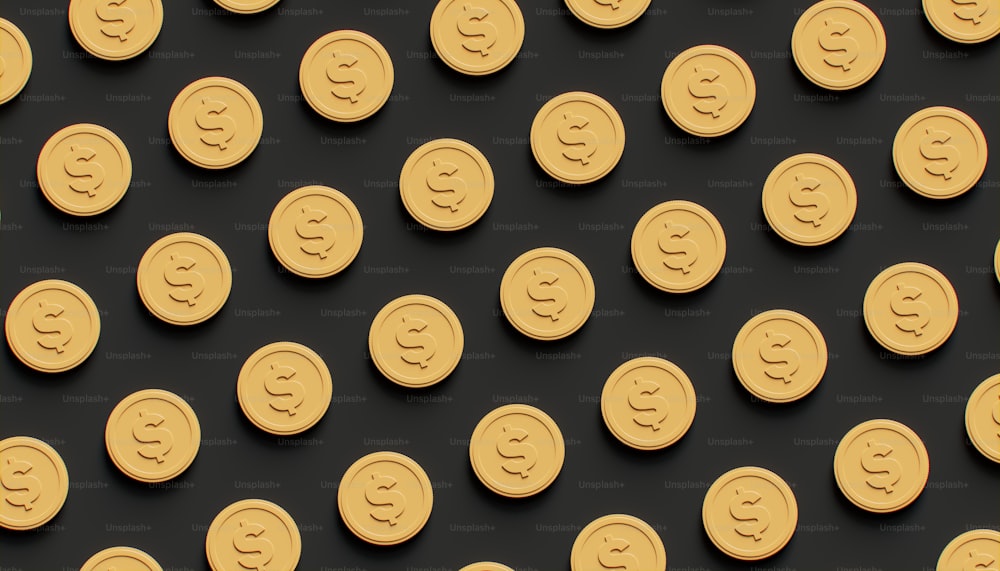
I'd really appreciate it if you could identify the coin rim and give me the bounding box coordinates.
[80,546,163,571]
[167,76,264,169]
[702,466,798,560]
[600,357,697,449]
[923,0,1000,43]
[36,123,133,216]
[105,388,201,483]
[136,232,233,325]
[457,563,515,571]
[205,498,302,571]
[0,436,69,530]
[761,153,857,245]
[499,246,596,340]
[660,44,757,137]
[298,30,395,122]
[564,0,653,29]
[935,529,1000,570]
[267,185,364,277]
[430,0,525,75]
[236,341,333,435]
[399,138,495,230]
[790,0,887,90]
[862,262,959,355]
[212,0,282,14]
[891,106,988,199]
[833,418,930,513]
[68,0,163,61]
[630,200,727,293]
[337,451,434,545]
[570,513,667,571]
[965,373,1000,463]
[731,309,828,403]
[469,404,566,498]
[0,18,32,105]
[529,91,626,184]
[5,279,101,373]
[368,294,465,387]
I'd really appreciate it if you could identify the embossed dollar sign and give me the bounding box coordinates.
[729,486,770,541]
[132,409,173,464]
[457,4,497,57]
[759,330,800,384]
[527,268,568,321]
[920,128,961,181]
[789,173,829,227]
[365,472,406,526]
[425,159,467,212]
[164,252,205,307]
[628,377,669,432]
[593,0,622,10]
[64,144,105,198]
[264,361,304,416]
[196,97,236,151]
[395,314,437,369]
[658,220,699,274]
[557,112,599,166]
[327,51,367,103]
[688,65,729,118]
[32,300,74,354]
[952,0,988,24]
[233,519,274,571]
[597,535,639,570]
[890,282,930,337]
[295,205,336,259]
[819,19,859,71]
[497,424,537,478]
[962,549,996,571]
[97,0,136,42]
[2,457,41,511]
[993,393,1000,439]
[861,439,902,494]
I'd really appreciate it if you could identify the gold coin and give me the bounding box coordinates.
[936,529,1000,571]
[399,138,494,231]
[368,294,464,388]
[237,342,333,435]
[299,30,394,122]
[995,239,1000,282]
[213,0,281,14]
[499,247,595,340]
[661,45,755,137]
[965,373,1000,463]
[458,563,515,571]
[268,185,363,277]
[430,0,525,75]
[892,106,988,199]
[862,262,958,355]
[570,514,667,571]
[0,18,32,105]
[702,466,797,561]
[732,310,827,403]
[168,76,263,169]
[791,0,886,90]
[600,357,696,450]
[761,153,857,246]
[833,419,929,513]
[36,123,132,216]
[0,436,69,531]
[137,232,233,326]
[469,404,565,498]
[81,546,162,571]
[69,0,163,60]
[5,279,100,373]
[631,200,726,294]
[105,389,200,483]
[338,451,433,546]
[924,0,1000,43]
[529,91,625,184]
[565,0,652,29]
[206,499,301,571]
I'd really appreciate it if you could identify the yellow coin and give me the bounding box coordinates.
[399,138,494,231]
[459,563,515,571]
[530,91,625,184]
[268,185,363,277]
[565,0,652,29]
[995,239,1000,282]
[69,0,163,60]
[237,342,333,435]
[338,451,433,545]
[791,0,886,90]
[105,389,200,483]
[0,18,32,105]
[732,310,827,403]
[469,404,565,498]
[570,514,667,571]
[81,546,162,571]
[600,357,696,450]
[369,294,464,388]
[761,153,857,246]
[5,279,100,373]
[206,499,301,571]
[36,123,132,216]
[137,232,233,325]
[892,106,988,199]
[430,0,525,75]
[168,76,263,169]
[924,0,1000,43]
[702,466,797,561]
[0,436,69,531]
[213,0,281,14]
[299,30,394,122]
[661,45,755,137]
[936,529,1000,571]
[965,373,1000,463]
[631,200,726,294]
[833,419,929,513]
[499,247,595,340]
[863,262,958,355]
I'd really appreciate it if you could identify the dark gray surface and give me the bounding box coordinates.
[1,1,999,569]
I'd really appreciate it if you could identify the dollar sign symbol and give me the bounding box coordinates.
[195,97,237,151]
[658,220,699,274]
[263,361,304,416]
[64,144,106,198]
[962,549,997,571]
[32,300,74,354]
[627,377,669,432]
[729,486,770,541]
[497,424,537,478]
[457,4,497,57]
[758,330,801,384]
[597,535,639,570]
[132,409,174,463]
[327,51,367,104]
[789,173,830,228]
[233,519,274,571]
[593,0,622,10]
[527,268,568,321]
[890,282,931,337]
[97,0,136,42]
[557,112,599,166]
[425,159,467,212]
[2,457,42,511]
[952,0,988,24]
[295,205,336,259]
[365,472,406,526]
[164,252,205,307]
[688,65,729,118]
[861,439,902,494]
[992,393,1000,439]
[920,128,961,181]
[395,314,437,369]
[819,19,860,71]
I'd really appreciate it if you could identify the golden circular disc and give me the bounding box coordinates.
[529,91,625,184]
[0,436,69,530]
[600,357,697,450]
[36,123,132,216]
[791,0,886,90]
[936,529,1000,571]
[430,0,525,75]
[213,0,281,14]
[299,30,394,122]
[892,106,988,199]
[368,294,464,388]
[0,18,32,105]
[80,546,163,571]
[564,0,652,29]
[136,232,233,325]
[469,404,565,498]
[168,76,263,169]
[862,262,958,355]
[570,514,667,571]
[732,309,828,403]
[833,419,930,513]
[399,138,494,231]
[69,0,163,60]
[630,200,726,293]
[5,279,100,373]
[965,373,1000,463]
[206,499,301,571]
[702,466,797,561]
[661,44,755,137]
[499,247,595,340]
[105,389,200,483]
[761,153,857,245]
[237,342,333,435]
[268,185,363,277]
[337,451,434,545]
[924,0,1000,43]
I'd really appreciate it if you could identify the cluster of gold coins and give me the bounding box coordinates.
[1,0,999,569]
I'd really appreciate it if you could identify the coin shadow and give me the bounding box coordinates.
[461,459,562,509]
[916,18,997,61]
[392,198,489,246]
[882,155,978,213]
[657,108,745,155]
[61,28,149,77]
[261,238,361,294]
[592,403,697,467]
[3,346,96,384]
[756,207,850,260]
[783,59,880,105]
[856,316,951,370]
[130,292,228,342]
[361,355,457,402]
[331,506,430,557]
[523,147,609,198]
[726,368,822,422]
